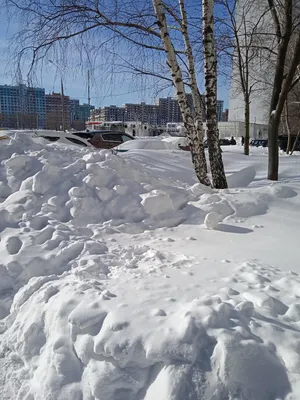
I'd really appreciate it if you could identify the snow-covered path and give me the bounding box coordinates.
[1,133,300,399]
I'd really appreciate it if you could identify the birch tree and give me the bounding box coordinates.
[153,0,211,186]
[178,0,208,175]
[7,0,230,187]
[203,0,227,188]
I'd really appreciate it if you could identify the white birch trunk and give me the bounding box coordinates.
[153,0,211,186]
[202,0,228,189]
[179,0,207,174]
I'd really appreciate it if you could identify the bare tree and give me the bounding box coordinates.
[6,0,210,185]
[154,0,228,188]
[282,85,300,154]
[216,0,276,156]
[267,0,300,180]
[203,0,227,188]
[282,99,292,154]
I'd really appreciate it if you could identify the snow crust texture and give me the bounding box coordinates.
[1,261,298,400]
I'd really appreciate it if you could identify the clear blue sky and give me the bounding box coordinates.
[0,8,230,109]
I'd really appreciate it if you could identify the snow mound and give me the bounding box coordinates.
[204,211,220,229]
[1,132,300,399]
[117,139,172,151]
[0,261,297,399]
[161,136,188,149]
[227,166,256,188]
[0,134,191,232]
[0,133,297,312]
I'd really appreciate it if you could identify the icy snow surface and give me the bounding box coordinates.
[0,133,300,399]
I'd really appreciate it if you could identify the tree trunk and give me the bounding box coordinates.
[202,0,227,189]
[267,0,293,180]
[244,96,250,155]
[268,112,279,180]
[291,126,300,155]
[284,101,292,154]
[178,0,207,174]
[153,0,211,186]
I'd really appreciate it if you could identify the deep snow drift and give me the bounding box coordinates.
[0,132,300,399]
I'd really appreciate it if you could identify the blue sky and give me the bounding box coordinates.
[0,8,230,109]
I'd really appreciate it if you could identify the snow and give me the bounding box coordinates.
[116,138,173,151]
[0,132,300,399]
[161,136,189,149]
[204,211,220,229]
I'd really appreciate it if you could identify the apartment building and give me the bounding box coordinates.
[90,94,225,126]
[217,100,224,122]
[0,84,46,129]
[45,92,70,130]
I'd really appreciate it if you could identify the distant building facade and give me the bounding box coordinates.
[78,103,95,123]
[45,92,70,130]
[90,94,225,126]
[217,100,224,122]
[156,97,182,124]
[69,100,95,130]
[0,84,45,129]
[69,98,80,125]
[92,105,125,122]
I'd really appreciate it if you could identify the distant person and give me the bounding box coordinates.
[230,136,236,145]
[241,136,245,145]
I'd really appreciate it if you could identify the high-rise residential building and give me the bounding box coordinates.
[45,92,70,130]
[157,97,182,124]
[93,105,124,122]
[91,103,160,124]
[217,100,224,122]
[69,99,80,125]
[123,103,143,122]
[124,102,160,124]
[0,84,46,129]
[89,95,224,126]
[69,99,95,130]
[78,103,95,123]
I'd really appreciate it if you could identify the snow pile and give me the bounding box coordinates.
[116,138,173,151]
[0,261,297,399]
[1,132,300,399]
[204,211,220,229]
[161,136,189,149]
[0,133,297,309]
[227,166,256,188]
[0,133,191,230]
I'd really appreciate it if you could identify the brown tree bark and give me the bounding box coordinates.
[244,94,250,155]
[284,101,292,154]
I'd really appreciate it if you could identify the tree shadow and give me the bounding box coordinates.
[216,223,253,234]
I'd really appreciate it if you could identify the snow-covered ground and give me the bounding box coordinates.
[1,132,300,399]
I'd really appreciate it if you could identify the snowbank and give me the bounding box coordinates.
[116,138,173,151]
[0,132,300,399]
[0,134,295,309]
[0,261,297,399]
